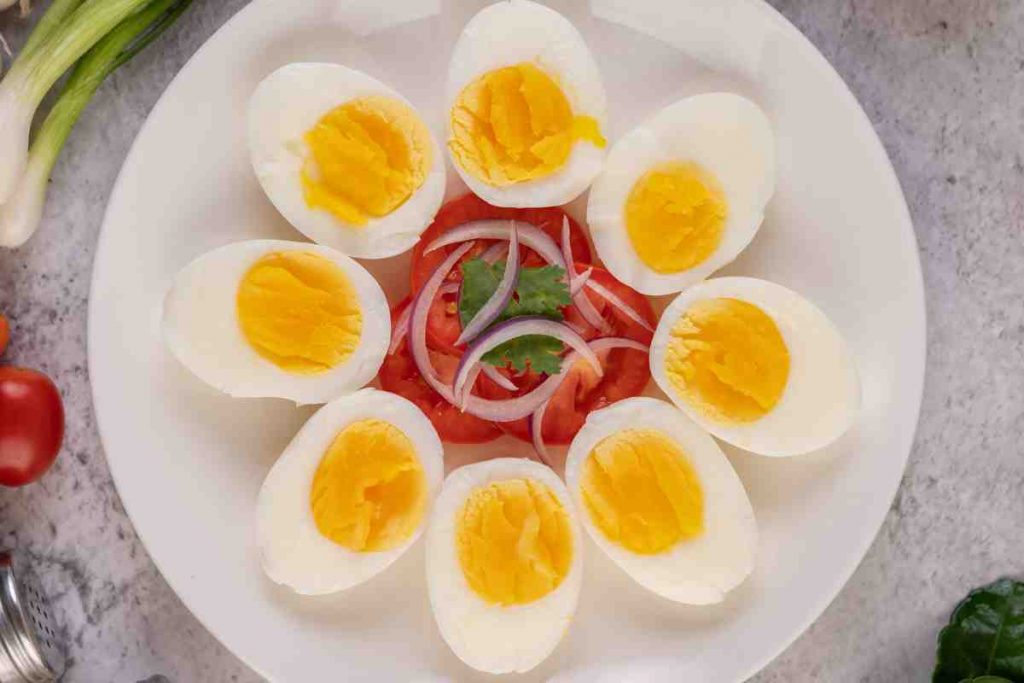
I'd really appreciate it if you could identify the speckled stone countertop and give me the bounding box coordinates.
[0,1,1021,681]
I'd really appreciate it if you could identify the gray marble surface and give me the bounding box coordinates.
[0,0,1021,681]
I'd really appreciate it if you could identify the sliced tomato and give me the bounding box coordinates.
[378,299,501,444]
[478,264,656,446]
[410,193,592,293]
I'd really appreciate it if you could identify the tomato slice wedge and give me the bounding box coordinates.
[477,264,656,446]
[378,299,502,444]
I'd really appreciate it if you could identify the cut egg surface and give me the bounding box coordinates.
[587,93,776,295]
[426,458,583,674]
[248,63,445,259]
[446,0,608,207]
[162,240,390,404]
[257,389,444,595]
[650,277,860,457]
[564,397,757,605]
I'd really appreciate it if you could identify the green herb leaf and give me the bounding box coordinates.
[458,258,570,326]
[458,258,571,375]
[505,265,571,318]
[934,579,1024,683]
[482,335,564,375]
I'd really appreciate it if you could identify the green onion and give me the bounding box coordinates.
[0,0,191,247]
[0,0,159,205]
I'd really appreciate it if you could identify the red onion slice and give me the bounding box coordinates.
[570,267,592,296]
[560,216,611,334]
[530,399,552,467]
[453,317,602,400]
[585,279,655,333]
[480,242,507,264]
[425,220,565,268]
[410,242,474,396]
[455,223,519,345]
[388,303,413,355]
[481,363,517,392]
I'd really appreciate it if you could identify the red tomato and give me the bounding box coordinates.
[478,265,656,446]
[0,314,8,356]
[0,367,65,487]
[378,299,501,444]
[410,195,591,353]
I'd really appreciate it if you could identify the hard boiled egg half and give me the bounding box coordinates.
[446,0,608,207]
[248,63,445,259]
[162,240,389,404]
[651,277,860,457]
[426,458,582,674]
[258,389,444,594]
[566,398,756,605]
[587,93,775,295]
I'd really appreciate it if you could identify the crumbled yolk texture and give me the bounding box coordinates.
[310,419,426,552]
[582,429,703,555]
[665,298,790,423]
[456,478,573,606]
[301,95,432,226]
[236,251,362,374]
[625,162,729,274]
[449,62,606,186]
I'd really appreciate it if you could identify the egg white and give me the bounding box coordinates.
[426,457,583,674]
[445,0,608,208]
[248,63,445,259]
[257,388,444,595]
[651,277,861,456]
[565,397,756,605]
[161,239,390,404]
[587,93,776,295]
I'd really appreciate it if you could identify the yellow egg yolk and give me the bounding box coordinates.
[449,62,605,186]
[581,429,703,555]
[456,478,573,606]
[665,298,790,423]
[301,95,432,226]
[310,419,426,552]
[625,162,728,273]
[236,251,362,374]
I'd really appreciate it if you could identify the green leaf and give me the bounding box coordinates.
[457,258,571,375]
[482,335,564,375]
[934,579,1024,683]
[961,677,1014,683]
[505,265,571,318]
[458,258,570,327]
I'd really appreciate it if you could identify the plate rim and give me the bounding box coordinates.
[87,0,927,680]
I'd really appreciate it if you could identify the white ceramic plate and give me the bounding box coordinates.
[88,1,925,681]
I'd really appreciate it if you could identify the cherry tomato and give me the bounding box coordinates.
[0,314,8,356]
[378,299,501,444]
[410,195,593,353]
[478,264,656,446]
[0,367,65,487]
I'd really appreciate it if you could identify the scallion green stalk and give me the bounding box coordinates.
[19,0,85,57]
[0,0,156,204]
[0,0,191,247]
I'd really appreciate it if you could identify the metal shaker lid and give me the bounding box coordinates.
[0,552,66,683]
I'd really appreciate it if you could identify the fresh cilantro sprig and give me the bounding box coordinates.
[458,257,571,374]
